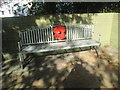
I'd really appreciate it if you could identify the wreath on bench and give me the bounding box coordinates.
[53,25,66,40]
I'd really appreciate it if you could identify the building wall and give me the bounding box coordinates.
[110,13,119,50]
[92,13,118,47]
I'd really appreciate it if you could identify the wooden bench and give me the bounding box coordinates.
[18,23,101,69]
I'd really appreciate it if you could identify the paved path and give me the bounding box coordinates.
[2,45,119,89]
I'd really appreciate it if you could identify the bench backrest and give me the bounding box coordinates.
[19,23,94,46]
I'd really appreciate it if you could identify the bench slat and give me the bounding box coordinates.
[26,31,28,43]
[28,31,30,43]
[38,28,40,42]
[36,28,38,43]
[31,30,34,43]
[23,32,26,44]
[39,28,42,43]
[21,39,100,53]
[43,28,45,42]
[47,27,49,42]
[50,26,53,43]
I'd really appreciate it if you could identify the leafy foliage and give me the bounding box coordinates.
[0,2,119,17]
[29,2,120,15]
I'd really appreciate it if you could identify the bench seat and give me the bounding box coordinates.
[21,39,100,53]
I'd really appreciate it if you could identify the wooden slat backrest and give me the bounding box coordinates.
[19,24,94,46]
[65,23,93,40]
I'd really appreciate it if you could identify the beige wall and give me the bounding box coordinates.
[91,13,118,48]
[110,13,119,50]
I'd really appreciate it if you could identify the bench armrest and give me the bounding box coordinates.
[18,41,22,51]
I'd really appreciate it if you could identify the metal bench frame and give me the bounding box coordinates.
[18,23,101,69]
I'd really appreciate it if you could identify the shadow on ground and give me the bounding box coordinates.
[2,45,119,89]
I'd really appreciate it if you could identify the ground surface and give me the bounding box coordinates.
[1,45,119,89]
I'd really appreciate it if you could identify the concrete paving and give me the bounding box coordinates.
[2,45,119,89]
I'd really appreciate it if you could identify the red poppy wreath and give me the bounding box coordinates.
[53,26,66,40]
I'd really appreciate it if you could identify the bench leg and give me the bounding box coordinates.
[79,47,82,51]
[65,49,68,53]
[90,46,92,50]
[93,46,99,57]
[18,53,24,70]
